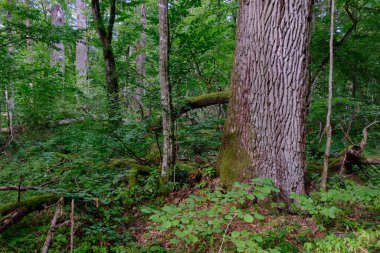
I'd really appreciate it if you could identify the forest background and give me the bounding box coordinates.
[0,0,379,252]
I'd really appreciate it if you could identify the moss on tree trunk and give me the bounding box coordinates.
[217,133,252,189]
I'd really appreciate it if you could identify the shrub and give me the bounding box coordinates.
[292,182,380,228]
[304,229,380,253]
[142,178,281,252]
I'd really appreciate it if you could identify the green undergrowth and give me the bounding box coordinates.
[142,179,283,252]
[0,120,379,252]
[141,177,380,252]
[0,120,160,251]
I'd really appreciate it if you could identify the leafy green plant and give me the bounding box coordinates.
[196,167,216,189]
[142,178,280,252]
[304,228,380,253]
[292,182,380,228]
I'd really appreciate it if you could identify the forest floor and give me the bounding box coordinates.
[133,183,324,252]
[0,121,379,252]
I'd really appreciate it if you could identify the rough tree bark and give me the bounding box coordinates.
[158,0,174,183]
[50,4,65,70]
[134,3,147,118]
[91,0,120,122]
[321,0,335,190]
[217,0,313,200]
[76,0,88,94]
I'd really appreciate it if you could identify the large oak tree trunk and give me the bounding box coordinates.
[217,0,312,199]
[158,0,174,183]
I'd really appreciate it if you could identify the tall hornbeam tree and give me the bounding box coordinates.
[76,0,88,93]
[50,4,65,69]
[217,0,313,200]
[25,0,32,58]
[133,3,147,118]
[158,0,174,184]
[321,0,335,190]
[5,0,15,141]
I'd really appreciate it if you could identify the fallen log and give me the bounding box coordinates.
[175,90,230,117]
[150,90,230,130]
[358,157,380,165]
[328,152,380,171]
[335,121,379,173]
[0,194,59,233]
[0,91,230,135]
[308,121,380,175]
[109,158,151,187]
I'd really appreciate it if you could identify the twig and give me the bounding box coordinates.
[339,125,355,146]
[339,153,348,175]
[218,213,237,253]
[111,131,147,165]
[360,120,379,150]
[42,198,63,253]
[309,1,359,87]
[70,199,74,253]
[0,186,42,191]
[40,179,60,188]
[0,179,59,191]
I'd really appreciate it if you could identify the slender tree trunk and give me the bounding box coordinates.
[0,90,2,132]
[4,87,15,139]
[25,0,32,61]
[91,0,120,123]
[217,0,312,200]
[350,75,356,98]
[50,4,65,70]
[133,3,147,118]
[6,0,15,141]
[158,0,174,184]
[24,0,34,93]
[321,0,335,190]
[122,45,133,108]
[309,2,358,95]
[76,0,88,94]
